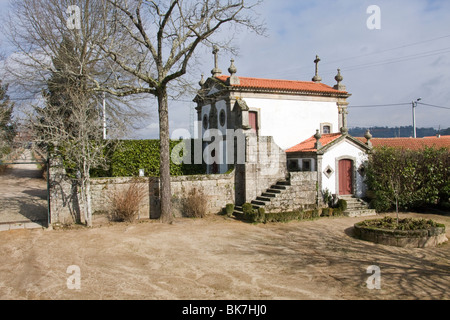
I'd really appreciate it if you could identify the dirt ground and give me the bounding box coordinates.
[0,149,47,224]
[0,211,448,300]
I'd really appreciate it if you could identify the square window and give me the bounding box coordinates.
[302,159,311,172]
[288,160,299,171]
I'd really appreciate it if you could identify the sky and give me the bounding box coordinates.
[1,0,450,139]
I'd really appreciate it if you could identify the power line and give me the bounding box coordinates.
[417,102,450,110]
[321,47,450,75]
[349,102,450,110]
[263,34,450,79]
[349,103,410,108]
[320,34,450,67]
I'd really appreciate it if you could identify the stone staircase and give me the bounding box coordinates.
[233,183,377,218]
[234,180,292,215]
[338,195,377,217]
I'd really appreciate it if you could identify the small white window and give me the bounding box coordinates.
[321,123,333,134]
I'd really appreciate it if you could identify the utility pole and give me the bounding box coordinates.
[102,92,107,140]
[412,98,421,138]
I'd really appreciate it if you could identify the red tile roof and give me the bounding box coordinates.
[286,133,342,153]
[215,75,348,94]
[423,135,450,139]
[355,137,450,150]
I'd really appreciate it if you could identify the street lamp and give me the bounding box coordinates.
[412,98,421,138]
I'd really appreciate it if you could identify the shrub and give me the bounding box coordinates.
[108,179,147,222]
[242,203,253,215]
[366,146,450,212]
[264,211,301,223]
[336,199,347,212]
[182,188,208,218]
[241,203,256,222]
[322,188,333,207]
[332,208,343,217]
[322,207,333,217]
[225,203,235,217]
[256,207,265,222]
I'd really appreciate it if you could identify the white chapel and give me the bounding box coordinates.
[193,48,372,208]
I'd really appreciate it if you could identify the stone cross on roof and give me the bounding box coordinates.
[312,55,322,83]
[211,46,222,77]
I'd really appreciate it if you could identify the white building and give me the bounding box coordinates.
[285,130,371,198]
[193,48,371,202]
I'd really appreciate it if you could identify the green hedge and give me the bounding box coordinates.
[59,139,206,178]
[366,146,450,212]
[237,203,322,223]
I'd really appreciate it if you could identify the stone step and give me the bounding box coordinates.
[344,209,377,217]
[276,181,291,186]
[271,184,288,190]
[256,196,272,202]
[261,192,277,198]
[251,200,267,206]
[266,188,282,194]
[346,202,369,209]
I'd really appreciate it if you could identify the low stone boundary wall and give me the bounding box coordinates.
[353,223,448,248]
[49,170,235,225]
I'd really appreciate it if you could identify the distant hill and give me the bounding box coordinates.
[348,126,450,138]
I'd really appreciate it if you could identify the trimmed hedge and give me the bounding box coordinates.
[61,139,206,178]
[366,147,450,212]
[237,203,322,223]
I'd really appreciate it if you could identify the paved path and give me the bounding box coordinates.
[0,149,47,229]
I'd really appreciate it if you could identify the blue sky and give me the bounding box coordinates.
[1,0,450,139]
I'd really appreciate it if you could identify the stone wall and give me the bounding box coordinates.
[239,134,287,205]
[264,171,318,213]
[49,167,235,225]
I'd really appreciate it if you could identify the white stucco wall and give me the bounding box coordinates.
[243,97,339,150]
[321,140,368,197]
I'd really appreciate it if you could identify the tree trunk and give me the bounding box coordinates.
[157,88,173,223]
[85,177,93,227]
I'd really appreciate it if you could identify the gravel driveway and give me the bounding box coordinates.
[0,150,47,226]
[0,212,448,300]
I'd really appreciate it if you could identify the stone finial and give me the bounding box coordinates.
[312,55,322,83]
[340,126,348,135]
[333,69,346,91]
[228,59,237,75]
[314,129,322,149]
[227,58,240,85]
[365,129,373,148]
[198,74,205,87]
[211,45,222,77]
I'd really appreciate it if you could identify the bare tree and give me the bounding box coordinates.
[98,0,265,223]
[4,0,149,226]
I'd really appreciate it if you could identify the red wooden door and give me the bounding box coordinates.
[339,159,353,195]
[249,111,258,134]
